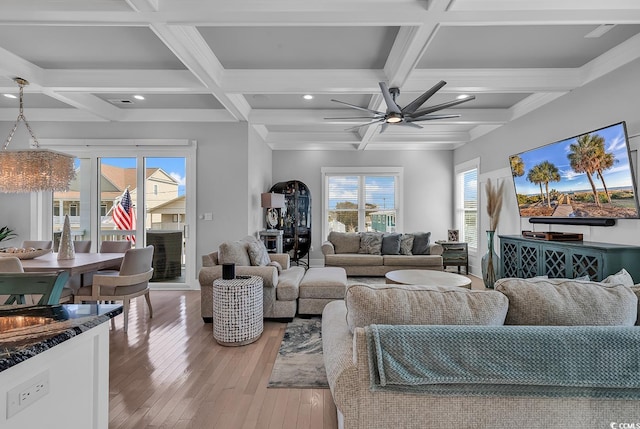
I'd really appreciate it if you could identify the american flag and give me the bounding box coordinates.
[113,188,136,243]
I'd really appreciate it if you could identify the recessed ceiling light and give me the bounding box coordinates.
[456,94,470,100]
[3,94,17,99]
[303,94,313,100]
[133,95,145,100]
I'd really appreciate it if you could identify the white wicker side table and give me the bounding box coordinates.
[213,275,263,346]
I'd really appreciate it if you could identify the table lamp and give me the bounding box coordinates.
[261,192,285,230]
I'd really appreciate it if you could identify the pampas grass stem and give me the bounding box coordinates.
[485,178,504,231]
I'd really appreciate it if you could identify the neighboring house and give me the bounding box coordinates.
[370,210,396,233]
[148,195,186,230]
[52,165,181,235]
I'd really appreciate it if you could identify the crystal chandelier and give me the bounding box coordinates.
[0,78,75,193]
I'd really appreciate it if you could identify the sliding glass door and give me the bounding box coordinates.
[46,140,196,289]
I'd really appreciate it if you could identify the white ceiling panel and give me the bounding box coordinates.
[1,1,640,150]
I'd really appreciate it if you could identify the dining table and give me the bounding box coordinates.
[20,252,125,286]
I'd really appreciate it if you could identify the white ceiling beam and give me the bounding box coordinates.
[43,69,206,92]
[0,108,109,122]
[121,109,235,122]
[150,25,249,120]
[442,10,640,26]
[450,0,640,12]
[41,91,124,121]
[580,31,640,85]
[268,141,360,151]
[0,46,45,87]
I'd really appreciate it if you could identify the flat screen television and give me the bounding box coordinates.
[509,121,640,220]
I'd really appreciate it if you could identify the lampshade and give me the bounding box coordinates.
[0,78,75,193]
[261,192,285,208]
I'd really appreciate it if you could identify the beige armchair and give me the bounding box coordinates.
[75,245,154,332]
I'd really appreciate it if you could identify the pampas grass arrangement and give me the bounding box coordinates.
[485,178,504,231]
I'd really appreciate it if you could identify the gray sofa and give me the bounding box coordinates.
[321,231,443,276]
[198,236,305,321]
[322,276,640,429]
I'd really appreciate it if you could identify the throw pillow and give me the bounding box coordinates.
[247,240,271,266]
[381,233,401,255]
[358,232,383,255]
[411,231,431,255]
[328,231,361,254]
[399,234,414,255]
[268,260,282,274]
[495,277,638,326]
[345,283,508,333]
[602,268,635,287]
[218,241,251,266]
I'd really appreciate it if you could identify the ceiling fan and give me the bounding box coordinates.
[326,80,475,133]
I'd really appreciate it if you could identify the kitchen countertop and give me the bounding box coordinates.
[0,304,122,372]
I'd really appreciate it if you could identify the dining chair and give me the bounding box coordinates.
[22,240,53,250]
[100,240,132,253]
[58,240,91,303]
[72,240,92,253]
[74,245,154,332]
[0,256,25,304]
[0,270,69,305]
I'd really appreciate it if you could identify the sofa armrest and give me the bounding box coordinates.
[428,243,443,255]
[202,251,218,267]
[268,253,291,270]
[198,265,278,288]
[322,301,359,417]
[321,240,336,255]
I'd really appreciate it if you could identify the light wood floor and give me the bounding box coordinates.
[108,290,338,429]
[108,273,484,429]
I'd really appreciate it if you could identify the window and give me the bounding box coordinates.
[455,160,479,251]
[100,204,107,217]
[322,167,402,236]
[69,204,78,217]
[153,184,158,195]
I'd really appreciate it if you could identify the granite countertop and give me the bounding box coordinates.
[0,304,122,372]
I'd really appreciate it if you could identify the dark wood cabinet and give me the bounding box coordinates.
[269,180,311,267]
[500,235,640,282]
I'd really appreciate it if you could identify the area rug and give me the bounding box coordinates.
[268,317,328,388]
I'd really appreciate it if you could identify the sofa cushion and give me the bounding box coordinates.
[275,266,306,301]
[381,233,401,255]
[267,260,282,274]
[495,277,638,326]
[602,268,634,287]
[411,232,431,255]
[324,253,383,267]
[382,254,442,267]
[328,231,361,254]
[632,285,640,326]
[247,239,271,266]
[358,232,383,255]
[345,283,508,333]
[218,240,251,266]
[399,234,414,255]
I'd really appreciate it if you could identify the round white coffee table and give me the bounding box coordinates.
[385,269,472,289]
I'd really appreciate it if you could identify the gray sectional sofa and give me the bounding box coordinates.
[322,275,640,429]
[321,231,443,276]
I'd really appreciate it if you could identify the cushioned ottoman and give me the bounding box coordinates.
[298,267,348,315]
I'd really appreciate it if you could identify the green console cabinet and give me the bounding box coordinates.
[499,235,640,282]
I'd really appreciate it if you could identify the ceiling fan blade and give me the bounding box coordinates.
[324,116,382,120]
[408,95,476,118]
[380,122,389,134]
[407,114,461,122]
[330,99,384,115]
[401,80,446,114]
[399,121,423,129]
[379,82,402,114]
[344,118,385,131]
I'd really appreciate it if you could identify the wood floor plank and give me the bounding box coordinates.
[108,290,338,429]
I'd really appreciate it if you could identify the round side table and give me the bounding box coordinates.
[213,275,263,346]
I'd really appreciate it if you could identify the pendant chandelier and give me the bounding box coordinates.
[0,77,75,193]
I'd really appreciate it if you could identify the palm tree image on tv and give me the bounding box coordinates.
[509,122,640,219]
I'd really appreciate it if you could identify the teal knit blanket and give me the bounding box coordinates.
[365,324,640,398]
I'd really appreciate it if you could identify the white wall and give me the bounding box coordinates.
[248,126,273,236]
[454,57,640,276]
[272,149,454,265]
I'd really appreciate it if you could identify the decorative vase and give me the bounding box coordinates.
[481,230,499,288]
[57,215,75,260]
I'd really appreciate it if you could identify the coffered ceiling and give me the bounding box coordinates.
[1,0,640,150]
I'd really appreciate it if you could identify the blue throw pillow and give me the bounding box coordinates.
[411,232,431,255]
[381,233,401,255]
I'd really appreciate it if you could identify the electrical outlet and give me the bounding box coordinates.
[6,370,50,418]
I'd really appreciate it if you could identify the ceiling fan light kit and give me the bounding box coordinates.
[327,80,475,133]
